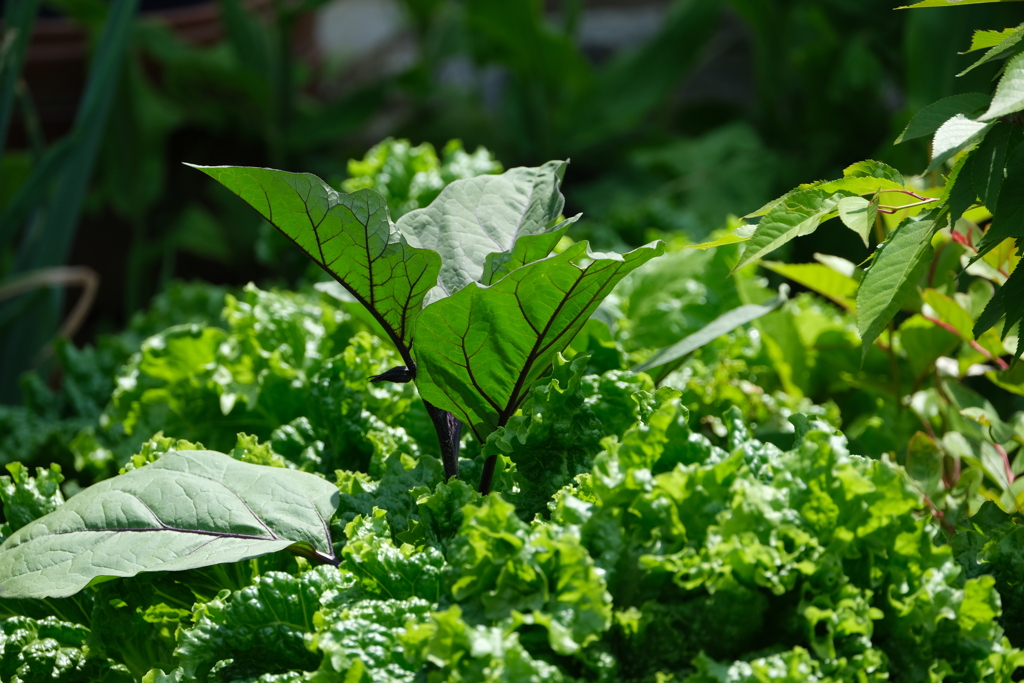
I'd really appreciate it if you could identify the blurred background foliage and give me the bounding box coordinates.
[1,0,1022,404]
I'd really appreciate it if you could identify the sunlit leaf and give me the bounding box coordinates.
[397,161,571,299]
[837,195,879,246]
[928,115,993,173]
[188,165,440,360]
[961,23,1024,75]
[413,241,663,437]
[858,211,939,351]
[761,261,858,310]
[922,288,976,340]
[0,451,340,599]
[980,53,1024,120]
[733,188,849,271]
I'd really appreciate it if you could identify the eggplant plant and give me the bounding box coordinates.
[190,160,662,492]
[0,160,661,599]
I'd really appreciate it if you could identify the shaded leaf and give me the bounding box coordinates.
[0,450,340,599]
[857,211,939,350]
[414,241,663,437]
[189,165,439,359]
[974,145,1024,258]
[900,0,1024,7]
[632,286,789,374]
[761,261,858,310]
[895,93,990,144]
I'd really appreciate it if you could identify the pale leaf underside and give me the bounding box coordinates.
[0,451,340,599]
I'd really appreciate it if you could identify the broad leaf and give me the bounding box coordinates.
[961,24,1024,75]
[895,93,990,144]
[980,52,1024,121]
[761,261,858,310]
[188,165,440,360]
[632,286,789,375]
[397,161,571,299]
[837,195,879,246]
[0,450,340,599]
[928,115,993,173]
[480,219,577,285]
[857,211,939,350]
[734,188,849,271]
[413,240,663,437]
[974,145,1024,258]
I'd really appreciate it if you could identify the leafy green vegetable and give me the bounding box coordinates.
[0,450,340,598]
[343,138,503,219]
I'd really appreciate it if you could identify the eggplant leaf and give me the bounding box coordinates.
[0,450,340,599]
[188,165,440,361]
[414,240,663,438]
[397,161,572,299]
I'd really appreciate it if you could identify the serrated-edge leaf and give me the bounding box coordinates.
[975,259,1024,339]
[928,115,994,173]
[973,145,1024,258]
[414,241,664,438]
[967,27,1021,53]
[980,52,1024,120]
[961,23,1024,76]
[895,93,990,144]
[188,165,439,363]
[733,189,848,271]
[397,160,570,298]
[632,285,788,373]
[0,450,340,599]
[972,123,1014,209]
[857,211,940,350]
[945,147,979,228]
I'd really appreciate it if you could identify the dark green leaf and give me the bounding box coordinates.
[895,93,990,144]
[972,124,1018,209]
[414,241,663,438]
[189,165,440,360]
[974,145,1024,258]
